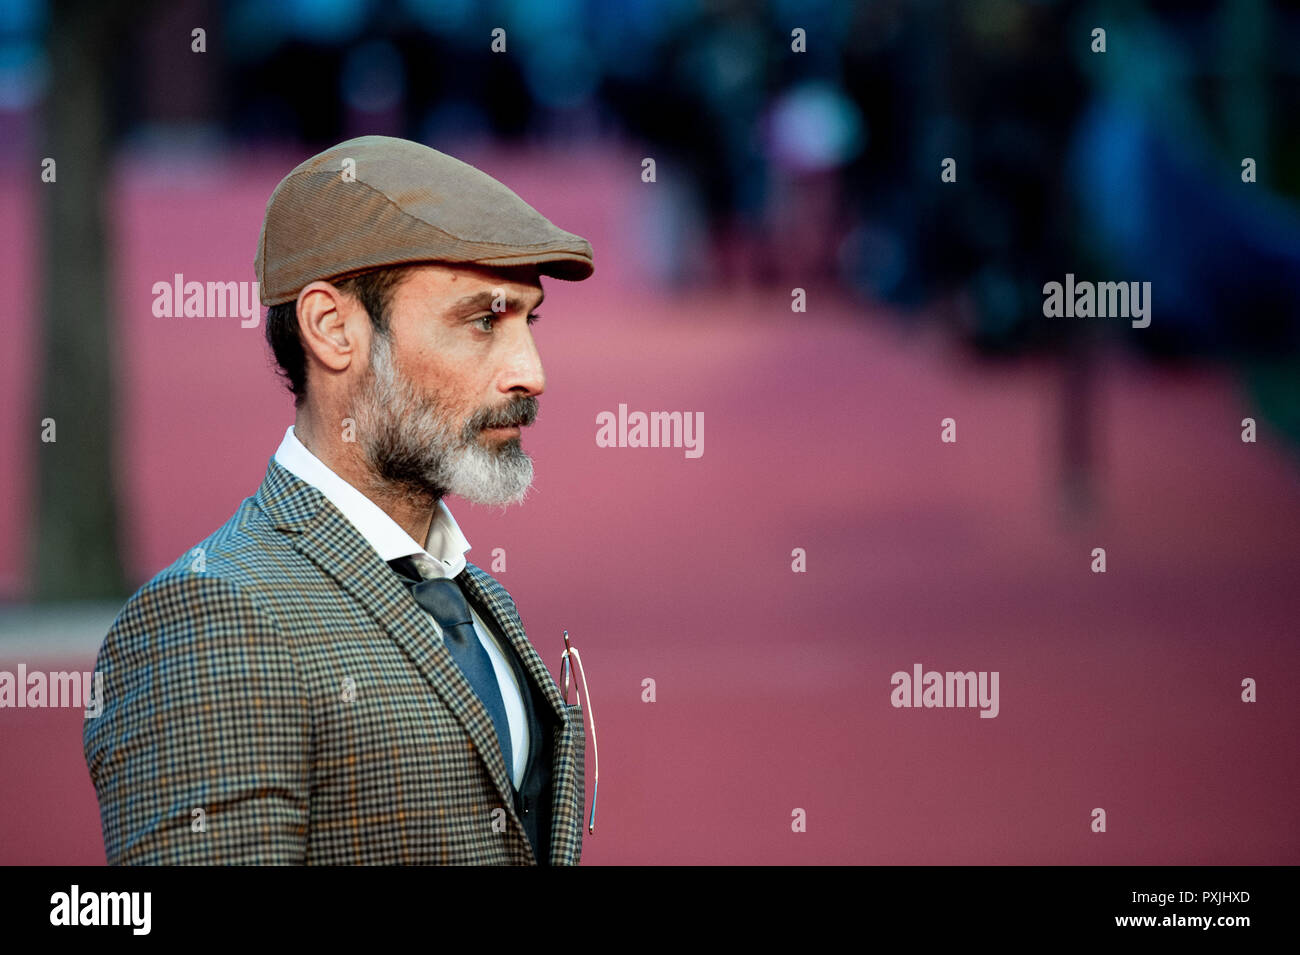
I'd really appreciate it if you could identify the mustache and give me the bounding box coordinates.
[471,396,538,432]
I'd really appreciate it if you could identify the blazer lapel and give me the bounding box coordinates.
[458,564,568,722]
[458,563,585,867]
[254,457,521,831]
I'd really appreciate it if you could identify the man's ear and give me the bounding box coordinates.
[297,280,364,373]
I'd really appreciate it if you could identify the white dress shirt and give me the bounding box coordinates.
[274,425,530,787]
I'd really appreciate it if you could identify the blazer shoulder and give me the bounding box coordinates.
[92,494,307,679]
[125,491,318,615]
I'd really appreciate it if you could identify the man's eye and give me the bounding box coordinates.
[473,312,540,332]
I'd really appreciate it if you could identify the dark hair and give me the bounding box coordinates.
[264,266,410,406]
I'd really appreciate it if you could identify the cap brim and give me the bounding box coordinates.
[479,250,594,281]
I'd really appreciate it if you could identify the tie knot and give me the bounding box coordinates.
[410,553,444,579]
[390,553,444,581]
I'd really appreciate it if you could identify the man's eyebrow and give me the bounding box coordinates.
[446,289,545,315]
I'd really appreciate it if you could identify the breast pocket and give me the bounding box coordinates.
[564,702,586,757]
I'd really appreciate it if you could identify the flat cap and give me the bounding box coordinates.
[256,135,593,306]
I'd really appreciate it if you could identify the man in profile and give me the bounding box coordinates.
[84,135,592,865]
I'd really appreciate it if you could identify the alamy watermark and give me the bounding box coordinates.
[152,273,261,327]
[1043,273,1151,328]
[0,665,104,717]
[50,885,150,935]
[595,403,704,458]
[890,663,1000,718]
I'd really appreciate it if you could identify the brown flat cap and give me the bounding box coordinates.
[256,135,594,306]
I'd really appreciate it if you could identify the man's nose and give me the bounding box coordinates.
[502,323,546,397]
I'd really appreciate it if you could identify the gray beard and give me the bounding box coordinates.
[351,329,537,507]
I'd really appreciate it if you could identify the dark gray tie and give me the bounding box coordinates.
[388,556,514,777]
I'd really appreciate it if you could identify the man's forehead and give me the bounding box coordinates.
[401,263,544,309]
[445,287,545,312]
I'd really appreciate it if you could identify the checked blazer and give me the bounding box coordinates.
[83,456,586,865]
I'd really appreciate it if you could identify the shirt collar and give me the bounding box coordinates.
[273,425,470,577]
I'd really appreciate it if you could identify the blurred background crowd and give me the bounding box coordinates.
[6,0,1299,350]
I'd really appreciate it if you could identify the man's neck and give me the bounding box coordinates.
[294,415,437,546]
